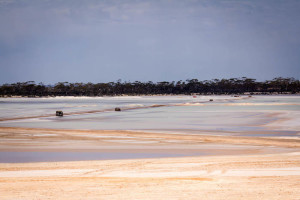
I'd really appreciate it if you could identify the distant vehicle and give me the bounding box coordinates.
[56,111,63,116]
[209,99,213,101]
[115,107,121,111]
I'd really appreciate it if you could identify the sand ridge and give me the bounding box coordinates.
[0,127,299,150]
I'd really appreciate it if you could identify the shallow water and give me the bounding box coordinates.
[0,145,289,163]
[0,95,299,137]
[0,151,202,163]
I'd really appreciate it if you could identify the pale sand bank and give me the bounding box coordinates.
[0,153,299,199]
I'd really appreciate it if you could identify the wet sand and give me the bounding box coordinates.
[0,126,300,199]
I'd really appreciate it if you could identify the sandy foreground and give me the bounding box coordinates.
[0,127,300,199]
[0,153,300,200]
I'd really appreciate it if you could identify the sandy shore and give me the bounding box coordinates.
[0,127,299,199]
[0,152,299,199]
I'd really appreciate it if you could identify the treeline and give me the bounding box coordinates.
[0,77,299,97]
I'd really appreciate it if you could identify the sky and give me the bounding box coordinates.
[0,0,300,84]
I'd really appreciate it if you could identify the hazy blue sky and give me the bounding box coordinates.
[0,0,300,84]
